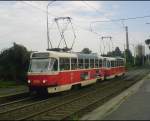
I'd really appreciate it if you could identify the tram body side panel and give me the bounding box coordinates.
[46,69,99,93]
[27,69,95,91]
[103,66,125,79]
[58,69,99,85]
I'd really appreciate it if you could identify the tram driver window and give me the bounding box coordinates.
[59,58,70,71]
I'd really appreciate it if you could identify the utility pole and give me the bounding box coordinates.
[124,44,126,64]
[125,26,129,50]
[124,26,130,65]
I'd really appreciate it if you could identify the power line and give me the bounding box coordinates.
[72,22,100,35]
[82,1,105,16]
[81,1,124,33]
[22,1,58,17]
[23,1,150,24]
[23,2,100,37]
[91,15,150,23]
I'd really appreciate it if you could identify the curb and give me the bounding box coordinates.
[80,74,150,120]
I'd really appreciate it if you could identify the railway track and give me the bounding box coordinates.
[0,92,29,104]
[0,95,48,113]
[0,68,149,120]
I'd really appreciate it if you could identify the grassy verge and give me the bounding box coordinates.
[0,80,26,88]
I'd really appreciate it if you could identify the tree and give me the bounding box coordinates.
[106,47,123,57]
[114,47,122,56]
[0,43,30,82]
[81,48,92,54]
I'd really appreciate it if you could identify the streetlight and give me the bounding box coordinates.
[47,1,55,50]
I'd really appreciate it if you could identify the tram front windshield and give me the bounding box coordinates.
[29,58,58,72]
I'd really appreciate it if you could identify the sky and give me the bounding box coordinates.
[0,1,150,55]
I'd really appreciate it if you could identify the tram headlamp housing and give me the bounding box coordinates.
[43,80,47,83]
[28,80,31,83]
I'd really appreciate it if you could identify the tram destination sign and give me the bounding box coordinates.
[32,52,49,58]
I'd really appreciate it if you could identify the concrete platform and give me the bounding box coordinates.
[81,73,150,120]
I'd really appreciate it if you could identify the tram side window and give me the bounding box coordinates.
[71,58,77,70]
[107,61,111,68]
[122,60,124,66]
[90,59,94,68]
[116,60,119,67]
[59,58,70,71]
[111,61,115,67]
[50,58,58,71]
[95,59,99,68]
[119,60,121,66]
[103,60,107,67]
[115,61,117,67]
[116,60,118,66]
[99,59,102,67]
[120,60,123,66]
[78,58,84,69]
[85,59,89,69]
[120,60,122,66]
[114,60,117,67]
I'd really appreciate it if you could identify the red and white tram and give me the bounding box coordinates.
[27,51,125,94]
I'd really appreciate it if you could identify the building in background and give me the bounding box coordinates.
[135,44,145,65]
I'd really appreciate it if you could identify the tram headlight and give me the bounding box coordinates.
[43,80,47,83]
[28,80,31,83]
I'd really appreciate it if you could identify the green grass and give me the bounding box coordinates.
[0,80,25,88]
[70,114,79,121]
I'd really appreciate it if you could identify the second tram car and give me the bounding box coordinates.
[27,51,125,94]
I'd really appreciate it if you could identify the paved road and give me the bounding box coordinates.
[104,77,150,120]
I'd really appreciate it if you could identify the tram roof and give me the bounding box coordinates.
[77,53,99,59]
[31,51,104,59]
[31,51,77,58]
